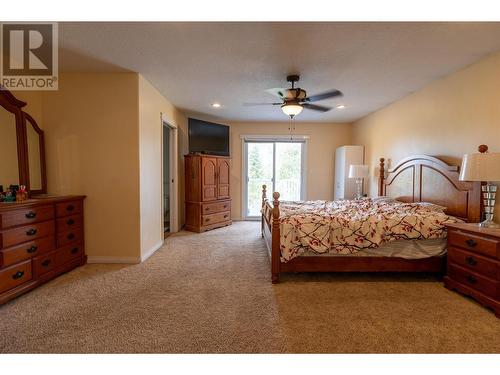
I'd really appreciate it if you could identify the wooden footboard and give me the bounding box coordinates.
[261,185,281,283]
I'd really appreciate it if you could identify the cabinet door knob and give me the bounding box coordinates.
[26,228,37,236]
[42,259,51,267]
[67,218,75,225]
[465,256,477,266]
[27,245,38,253]
[25,211,37,219]
[465,239,477,247]
[12,271,24,280]
[66,204,75,211]
[71,247,79,254]
[67,233,75,240]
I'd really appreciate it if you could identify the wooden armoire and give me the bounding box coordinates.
[185,154,232,232]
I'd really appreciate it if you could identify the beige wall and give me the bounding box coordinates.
[352,52,500,221]
[138,75,185,260]
[41,73,142,261]
[178,119,352,221]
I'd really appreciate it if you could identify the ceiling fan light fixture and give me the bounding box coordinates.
[281,103,303,118]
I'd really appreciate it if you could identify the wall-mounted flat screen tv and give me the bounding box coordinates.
[188,118,230,156]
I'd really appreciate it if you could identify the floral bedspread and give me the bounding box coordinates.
[278,198,461,262]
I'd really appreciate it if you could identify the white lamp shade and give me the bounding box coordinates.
[348,164,369,179]
[459,152,500,182]
[281,104,303,117]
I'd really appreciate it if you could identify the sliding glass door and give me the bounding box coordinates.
[244,140,305,219]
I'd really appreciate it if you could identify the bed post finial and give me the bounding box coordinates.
[272,192,280,218]
[478,144,488,153]
[378,158,385,196]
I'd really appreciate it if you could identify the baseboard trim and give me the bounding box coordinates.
[140,240,164,262]
[87,256,140,264]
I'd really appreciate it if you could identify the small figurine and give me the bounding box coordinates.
[16,185,28,202]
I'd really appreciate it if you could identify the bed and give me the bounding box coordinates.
[261,154,482,283]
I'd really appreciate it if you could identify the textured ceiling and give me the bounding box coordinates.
[59,22,500,122]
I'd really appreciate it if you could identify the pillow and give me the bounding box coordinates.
[414,202,447,212]
[371,196,397,204]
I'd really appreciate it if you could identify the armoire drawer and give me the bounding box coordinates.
[202,201,231,215]
[202,211,231,226]
[0,260,32,294]
[0,221,55,248]
[56,200,83,217]
[0,236,55,267]
[0,205,54,230]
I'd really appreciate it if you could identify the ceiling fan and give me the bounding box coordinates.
[245,74,343,118]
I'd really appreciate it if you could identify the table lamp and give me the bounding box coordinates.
[348,164,369,199]
[459,145,500,228]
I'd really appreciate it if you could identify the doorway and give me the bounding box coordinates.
[161,114,179,238]
[243,138,306,219]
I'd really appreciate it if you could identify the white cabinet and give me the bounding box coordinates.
[334,145,364,200]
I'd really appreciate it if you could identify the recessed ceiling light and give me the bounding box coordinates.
[336,104,346,109]
[211,103,222,108]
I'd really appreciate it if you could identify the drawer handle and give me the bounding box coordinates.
[27,245,38,253]
[465,239,477,247]
[67,233,75,240]
[25,211,37,219]
[66,204,75,212]
[26,228,37,236]
[71,247,79,254]
[205,218,210,222]
[224,215,228,218]
[224,205,228,208]
[42,259,51,267]
[466,275,478,284]
[465,256,477,266]
[12,271,24,280]
[67,218,75,225]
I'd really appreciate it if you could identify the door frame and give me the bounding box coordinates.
[240,134,309,220]
[161,113,179,234]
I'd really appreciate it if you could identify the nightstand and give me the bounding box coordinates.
[444,223,499,318]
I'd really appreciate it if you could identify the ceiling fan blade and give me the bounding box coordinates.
[243,102,282,106]
[266,88,287,99]
[306,89,343,102]
[302,103,332,112]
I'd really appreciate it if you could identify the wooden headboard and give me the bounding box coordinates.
[378,155,481,222]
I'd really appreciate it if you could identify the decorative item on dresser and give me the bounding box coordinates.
[0,196,86,304]
[444,223,499,318]
[184,154,232,232]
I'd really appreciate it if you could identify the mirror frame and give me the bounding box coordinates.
[0,89,47,194]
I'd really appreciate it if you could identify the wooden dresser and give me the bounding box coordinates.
[185,154,232,232]
[0,196,86,304]
[444,223,499,318]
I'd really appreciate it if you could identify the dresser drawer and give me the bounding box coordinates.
[57,227,83,247]
[55,200,83,218]
[0,260,32,294]
[0,221,55,248]
[202,201,231,215]
[0,236,55,267]
[448,246,498,280]
[56,214,83,232]
[55,243,84,267]
[33,251,57,277]
[448,263,498,298]
[448,230,499,258]
[202,211,231,226]
[0,205,54,230]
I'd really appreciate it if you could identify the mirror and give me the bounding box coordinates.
[0,89,47,195]
[0,108,19,190]
[26,117,43,191]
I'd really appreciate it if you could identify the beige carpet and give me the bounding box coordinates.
[0,221,498,353]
